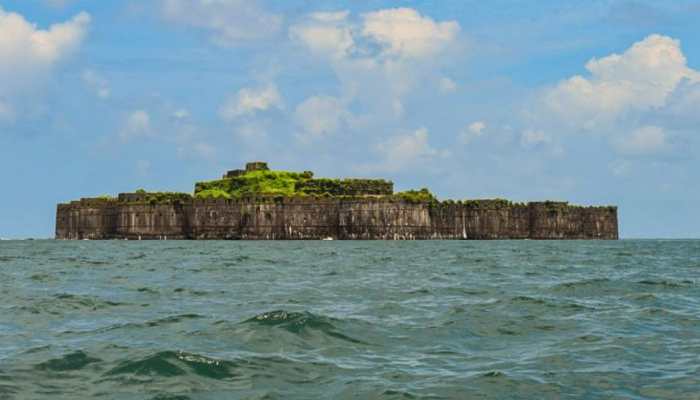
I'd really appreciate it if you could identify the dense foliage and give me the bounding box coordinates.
[395,188,436,203]
[195,170,392,198]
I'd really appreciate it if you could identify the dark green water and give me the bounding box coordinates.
[0,240,699,399]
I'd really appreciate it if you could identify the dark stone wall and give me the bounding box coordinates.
[56,198,618,240]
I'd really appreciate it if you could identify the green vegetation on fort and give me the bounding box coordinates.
[395,188,436,203]
[195,170,312,198]
[194,169,393,199]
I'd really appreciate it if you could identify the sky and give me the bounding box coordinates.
[1,0,699,239]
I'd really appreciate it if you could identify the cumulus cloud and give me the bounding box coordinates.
[119,110,152,141]
[290,7,462,148]
[361,8,460,59]
[660,79,700,128]
[459,121,486,144]
[161,0,282,46]
[525,34,700,160]
[289,11,354,60]
[82,69,110,99]
[544,34,700,128]
[0,8,90,75]
[219,84,282,120]
[0,7,90,123]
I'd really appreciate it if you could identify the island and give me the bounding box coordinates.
[56,162,618,240]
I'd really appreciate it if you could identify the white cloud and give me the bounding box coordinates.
[614,125,668,155]
[119,110,152,141]
[82,69,110,99]
[459,121,486,143]
[525,34,700,159]
[439,77,457,93]
[0,7,90,119]
[374,128,445,172]
[544,34,700,128]
[161,0,282,46]
[219,84,282,120]
[292,8,460,61]
[294,95,348,140]
[0,8,90,74]
[520,129,550,147]
[362,8,460,59]
[290,8,462,139]
[289,11,354,60]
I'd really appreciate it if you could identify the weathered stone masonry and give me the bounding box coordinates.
[56,198,618,240]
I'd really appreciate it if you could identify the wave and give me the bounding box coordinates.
[242,310,367,344]
[34,350,101,372]
[106,351,233,379]
[104,350,342,383]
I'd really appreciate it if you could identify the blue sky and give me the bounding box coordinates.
[1,0,699,239]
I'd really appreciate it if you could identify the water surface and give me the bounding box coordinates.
[0,240,699,399]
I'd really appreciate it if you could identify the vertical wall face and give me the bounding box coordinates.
[56,199,618,240]
[56,201,189,240]
[114,204,189,239]
[527,204,618,240]
[339,200,432,239]
[56,202,118,240]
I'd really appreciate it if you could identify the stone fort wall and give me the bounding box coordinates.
[56,198,618,240]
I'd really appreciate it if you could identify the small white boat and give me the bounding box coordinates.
[322,237,334,241]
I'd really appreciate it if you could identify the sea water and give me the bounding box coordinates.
[0,240,698,399]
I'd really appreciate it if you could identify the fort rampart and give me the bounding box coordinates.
[56,197,618,240]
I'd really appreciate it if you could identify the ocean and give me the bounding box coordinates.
[0,240,698,399]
